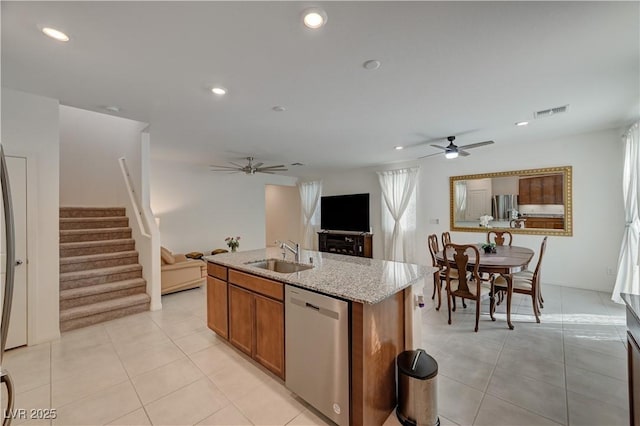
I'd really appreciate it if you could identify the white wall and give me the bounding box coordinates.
[150,158,297,255]
[321,128,625,292]
[1,88,60,344]
[265,184,301,247]
[59,105,147,207]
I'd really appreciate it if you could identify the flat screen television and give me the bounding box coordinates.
[320,193,370,233]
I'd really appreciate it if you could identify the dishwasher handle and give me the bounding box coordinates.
[290,296,340,320]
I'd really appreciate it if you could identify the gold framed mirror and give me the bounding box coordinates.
[450,166,572,236]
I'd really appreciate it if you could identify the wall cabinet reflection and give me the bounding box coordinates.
[450,166,572,236]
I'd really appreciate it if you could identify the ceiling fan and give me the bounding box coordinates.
[419,136,494,159]
[209,157,288,175]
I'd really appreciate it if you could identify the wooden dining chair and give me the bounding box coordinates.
[427,234,444,310]
[510,218,526,229]
[444,243,495,332]
[487,230,513,246]
[441,231,451,248]
[492,236,548,323]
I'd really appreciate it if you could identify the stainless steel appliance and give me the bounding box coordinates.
[492,194,518,221]
[285,286,349,426]
[1,144,16,426]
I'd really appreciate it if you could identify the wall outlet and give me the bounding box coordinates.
[607,267,615,276]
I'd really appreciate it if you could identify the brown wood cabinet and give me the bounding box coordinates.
[518,174,563,205]
[228,284,254,356]
[523,216,564,229]
[254,293,285,377]
[207,261,285,379]
[206,276,228,339]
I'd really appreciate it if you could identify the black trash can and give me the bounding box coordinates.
[396,349,439,426]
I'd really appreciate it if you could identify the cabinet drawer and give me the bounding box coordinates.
[229,269,284,301]
[207,262,228,281]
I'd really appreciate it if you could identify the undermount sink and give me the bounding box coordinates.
[246,258,314,273]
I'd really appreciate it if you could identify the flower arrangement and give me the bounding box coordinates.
[225,236,240,252]
[481,242,496,254]
[479,215,494,227]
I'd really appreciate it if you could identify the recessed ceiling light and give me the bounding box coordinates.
[516,121,529,126]
[42,27,70,42]
[272,106,286,112]
[394,146,404,150]
[302,8,327,29]
[363,60,381,70]
[211,87,227,95]
[104,106,121,113]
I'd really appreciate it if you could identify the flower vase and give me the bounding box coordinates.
[231,247,237,253]
[483,247,492,254]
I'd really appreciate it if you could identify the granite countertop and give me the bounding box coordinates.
[204,247,435,304]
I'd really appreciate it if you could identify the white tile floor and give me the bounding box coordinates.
[1,283,629,425]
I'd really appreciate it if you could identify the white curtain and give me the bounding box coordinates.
[298,180,322,250]
[613,121,640,303]
[455,181,467,221]
[377,167,419,262]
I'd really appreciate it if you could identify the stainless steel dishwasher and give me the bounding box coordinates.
[285,285,349,426]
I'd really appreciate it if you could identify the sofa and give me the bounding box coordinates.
[160,246,206,295]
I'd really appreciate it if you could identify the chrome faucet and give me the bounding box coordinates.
[276,240,300,263]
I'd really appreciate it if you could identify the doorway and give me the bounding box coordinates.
[265,185,302,248]
[0,156,28,349]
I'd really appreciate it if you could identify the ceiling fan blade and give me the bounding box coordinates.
[259,169,288,172]
[210,168,241,172]
[252,162,264,169]
[210,165,241,170]
[257,171,275,174]
[418,152,444,159]
[459,140,494,150]
[429,144,448,151]
[258,165,287,170]
[458,150,471,157]
[228,162,245,168]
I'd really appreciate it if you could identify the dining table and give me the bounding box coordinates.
[436,244,534,329]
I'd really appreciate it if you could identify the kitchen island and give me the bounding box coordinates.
[204,247,434,426]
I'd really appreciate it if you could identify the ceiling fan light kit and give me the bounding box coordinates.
[418,135,495,159]
[210,157,288,175]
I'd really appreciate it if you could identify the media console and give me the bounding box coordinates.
[318,231,373,258]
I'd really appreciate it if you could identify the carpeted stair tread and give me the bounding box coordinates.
[60,227,132,243]
[60,251,139,265]
[60,217,129,230]
[59,239,136,258]
[60,227,131,235]
[60,207,126,218]
[60,278,146,300]
[60,263,142,282]
[60,293,150,322]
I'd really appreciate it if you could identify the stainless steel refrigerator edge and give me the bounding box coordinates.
[1,144,17,425]
[285,286,349,426]
[492,194,518,221]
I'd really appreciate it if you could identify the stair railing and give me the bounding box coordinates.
[118,158,151,238]
[118,156,161,311]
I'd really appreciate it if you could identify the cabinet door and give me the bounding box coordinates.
[254,294,285,379]
[554,174,564,204]
[518,179,530,204]
[207,277,228,339]
[542,176,556,204]
[228,285,254,356]
[529,177,543,204]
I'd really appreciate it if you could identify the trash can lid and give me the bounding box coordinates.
[397,349,438,380]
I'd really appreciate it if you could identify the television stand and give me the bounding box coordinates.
[318,231,373,258]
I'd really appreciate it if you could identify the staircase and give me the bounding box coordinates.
[59,207,150,332]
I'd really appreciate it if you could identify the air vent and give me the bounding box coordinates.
[290,162,304,166]
[534,104,569,119]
